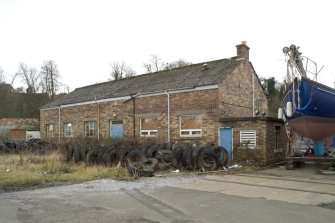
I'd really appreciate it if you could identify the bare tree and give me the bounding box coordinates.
[17,63,40,93]
[164,58,192,70]
[0,67,5,84]
[40,60,60,98]
[143,55,166,73]
[110,61,136,80]
[143,55,192,73]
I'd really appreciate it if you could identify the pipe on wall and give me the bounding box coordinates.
[252,72,255,117]
[58,106,61,143]
[132,95,136,139]
[97,103,100,141]
[95,96,100,141]
[165,90,170,143]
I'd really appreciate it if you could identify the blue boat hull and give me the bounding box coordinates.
[282,77,335,140]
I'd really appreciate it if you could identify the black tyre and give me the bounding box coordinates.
[213,146,229,167]
[0,142,9,154]
[157,143,167,151]
[182,146,194,170]
[146,144,158,158]
[171,147,184,169]
[192,146,205,170]
[198,150,220,171]
[127,150,146,163]
[73,144,82,163]
[97,147,109,165]
[166,142,173,151]
[116,150,129,167]
[66,144,75,162]
[102,150,113,166]
[126,161,154,177]
[85,149,97,166]
[157,150,172,162]
[141,158,159,171]
[79,145,89,162]
[158,160,172,171]
[143,143,155,156]
[109,150,119,166]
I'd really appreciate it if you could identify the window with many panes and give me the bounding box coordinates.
[84,121,96,137]
[240,130,256,149]
[64,123,73,137]
[180,115,202,137]
[140,118,158,137]
[46,124,54,137]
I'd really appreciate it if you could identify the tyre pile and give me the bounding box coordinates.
[0,138,53,154]
[66,142,229,177]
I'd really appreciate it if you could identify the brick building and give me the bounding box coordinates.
[40,42,284,162]
[0,118,40,140]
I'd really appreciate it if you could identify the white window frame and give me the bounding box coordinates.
[46,123,54,137]
[179,115,202,137]
[64,122,73,137]
[140,118,158,137]
[84,121,96,137]
[240,130,256,149]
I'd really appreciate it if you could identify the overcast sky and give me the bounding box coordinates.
[0,0,334,91]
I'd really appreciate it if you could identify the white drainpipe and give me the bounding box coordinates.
[58,106,61,143]
[252,73,255,117]
[165,90,170,143]
[95,96,100,141]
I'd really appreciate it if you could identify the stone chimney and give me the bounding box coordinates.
[236,41,250,61]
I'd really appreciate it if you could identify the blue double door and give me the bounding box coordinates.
[219,128,233,160]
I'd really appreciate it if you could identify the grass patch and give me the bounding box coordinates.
[0,151,129,188]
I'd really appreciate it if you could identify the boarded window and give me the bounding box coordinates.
[46,124,54,138]
[140,118,158,137]
[180,115,202,137]
[240,130,256,149]
[64,123,73,137]
[84,121,96,137]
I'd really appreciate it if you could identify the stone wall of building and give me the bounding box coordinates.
[40,89,220,144]
[220,117,285,165]
[219,62,267,118]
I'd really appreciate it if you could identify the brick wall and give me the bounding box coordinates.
[10,129,26,140]
[219,62,267,118]
[220,117,286,165]
[40,89,220,144]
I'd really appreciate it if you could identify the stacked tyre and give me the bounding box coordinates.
[171,144,228,171]
[65,142,229,177]
[0,139,52,154]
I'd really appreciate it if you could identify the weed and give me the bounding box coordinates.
[0,149,130,188]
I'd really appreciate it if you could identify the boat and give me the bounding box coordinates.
[279,44,335,156]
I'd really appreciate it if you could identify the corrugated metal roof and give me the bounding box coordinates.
[42,57,243,109]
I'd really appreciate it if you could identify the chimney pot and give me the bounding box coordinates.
[236,41,250,61]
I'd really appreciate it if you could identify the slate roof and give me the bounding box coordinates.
[42,57,244,109]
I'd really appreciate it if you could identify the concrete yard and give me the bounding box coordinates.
[1,164,335,223]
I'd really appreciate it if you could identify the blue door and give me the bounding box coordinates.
[110,120,123,138]
[219,128,233,160]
